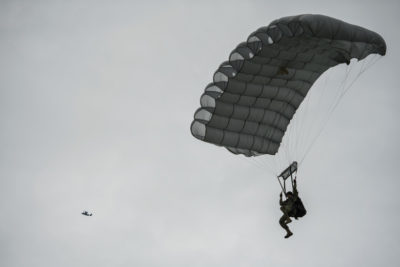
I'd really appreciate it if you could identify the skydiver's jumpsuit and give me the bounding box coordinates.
[279,186,298,235]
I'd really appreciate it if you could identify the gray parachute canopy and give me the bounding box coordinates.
[190,14,386,156]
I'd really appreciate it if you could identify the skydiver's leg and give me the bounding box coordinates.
[279,215,289,230]
[279,213,293,238]
[280,207,292,224]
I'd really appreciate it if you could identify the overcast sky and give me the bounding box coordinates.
[1,0,399,266]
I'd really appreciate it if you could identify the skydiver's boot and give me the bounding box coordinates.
[284,230,293,239]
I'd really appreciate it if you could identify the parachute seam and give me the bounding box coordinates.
[209,100,288,128]
[216,91,297,118]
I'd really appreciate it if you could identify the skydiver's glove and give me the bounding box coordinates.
[280,193,282,198]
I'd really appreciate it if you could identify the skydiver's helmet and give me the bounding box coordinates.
[286,191,293,197]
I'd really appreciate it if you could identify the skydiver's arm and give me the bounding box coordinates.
[293,179,298,197]
[279,193,284,205]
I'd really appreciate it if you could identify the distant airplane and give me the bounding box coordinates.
[81,211,93,216]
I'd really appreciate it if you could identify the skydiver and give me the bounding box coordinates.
[279,178,302,238]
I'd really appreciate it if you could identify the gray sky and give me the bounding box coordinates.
[1,0,399,266]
